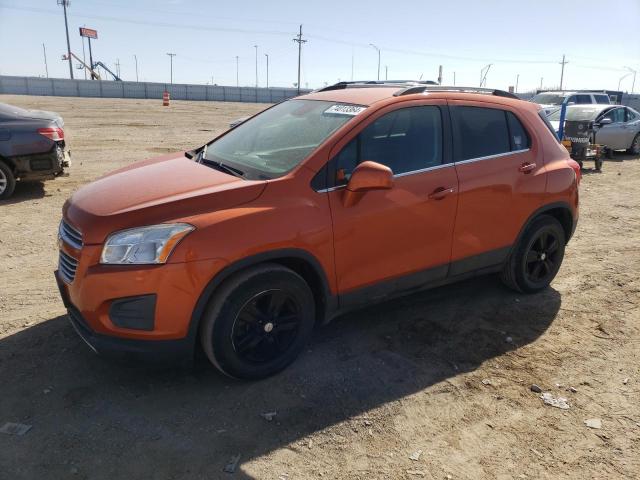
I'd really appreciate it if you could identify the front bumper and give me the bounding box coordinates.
[56,271,195,365]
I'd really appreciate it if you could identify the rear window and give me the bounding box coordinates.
[452,106,530,160]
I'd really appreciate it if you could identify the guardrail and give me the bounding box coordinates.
[0,75,311,103]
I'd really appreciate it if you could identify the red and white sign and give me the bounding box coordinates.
[79,27,98,39]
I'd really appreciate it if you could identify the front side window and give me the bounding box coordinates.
[600,108,626,123]
[331,106,443,185]
[576,94,592,104]
[204,100,362,179]
[452,106,511,160]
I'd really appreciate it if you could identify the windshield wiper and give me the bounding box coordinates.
[201,157,245,178]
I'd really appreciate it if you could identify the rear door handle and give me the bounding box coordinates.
[518,162,536,173]
[428,187,455,200]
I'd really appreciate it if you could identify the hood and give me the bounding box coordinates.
[64,152,266,244]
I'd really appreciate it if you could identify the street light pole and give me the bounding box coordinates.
[264,53,269,88]
[624,66,637,93]
[134,55,138,82]
[166,53,176,84]
[254,45,258,88]
[369,44,380,81]
[235,55,239,87]
[42,43,49,78]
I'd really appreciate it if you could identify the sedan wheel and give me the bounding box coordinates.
[628,133,640,155]
[0,162,17,200]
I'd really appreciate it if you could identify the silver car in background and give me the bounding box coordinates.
[548,104,640,155]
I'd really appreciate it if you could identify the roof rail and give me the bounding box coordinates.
[316,80,438,92]
[393,85,519,99]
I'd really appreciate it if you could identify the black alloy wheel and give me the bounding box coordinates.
[231,289,302,364]
[524,229,561,285]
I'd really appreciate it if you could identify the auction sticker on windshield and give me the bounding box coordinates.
[324,104,367,116]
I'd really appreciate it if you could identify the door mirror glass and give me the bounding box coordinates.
[598,117,613,125]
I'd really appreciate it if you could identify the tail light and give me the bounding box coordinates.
[37,127,64,141]
[567,158,581,184]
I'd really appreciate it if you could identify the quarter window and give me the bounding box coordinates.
[506,111,531,151]
[331,106,443,185]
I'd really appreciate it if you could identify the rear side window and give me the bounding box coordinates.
[575,94,592,104]
[594,95,610,104]
[452,106,511,160]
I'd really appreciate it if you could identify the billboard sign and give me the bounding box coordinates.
[79,27,98,39]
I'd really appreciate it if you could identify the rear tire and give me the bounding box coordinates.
[199,263,315,379]
[501,215,566,293]
[0,161,16,200]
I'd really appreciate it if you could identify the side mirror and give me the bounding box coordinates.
[343,161,393,207]
[598,117,613,126]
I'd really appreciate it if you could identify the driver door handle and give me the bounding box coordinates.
[518,162,537,173]
[428,187,455,200]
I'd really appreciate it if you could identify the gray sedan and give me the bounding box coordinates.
[549,104,640,155]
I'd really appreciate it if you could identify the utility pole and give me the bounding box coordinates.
[254,45,259,87]
[58,0,74,79]
[235,56,239,87]
[540,77,543,89]
[515,73,519,93]
[166,53,176,84]
[115,58,121,78]
[80,34,87,79]
[134,55,139,82]
[559,54,568,90]
[385,65,388,81]
[624,66,637,93]
[293,24,307,94]
[453,71,456,86]
[264,53,269,88]
[42,43,49,78]
[87,36,94,79]
[438,65,443,85]
[369,43,380,81]
[351,49,354,81]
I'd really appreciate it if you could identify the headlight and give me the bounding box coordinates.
[100,223,194,265]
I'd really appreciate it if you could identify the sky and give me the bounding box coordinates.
[0,0,639,93]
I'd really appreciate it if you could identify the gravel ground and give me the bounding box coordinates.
[0,95,639,480]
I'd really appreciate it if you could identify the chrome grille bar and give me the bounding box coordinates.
[58,250,79,284]
[59,220,83,250]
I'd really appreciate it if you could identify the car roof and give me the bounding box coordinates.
[300,86,539,112]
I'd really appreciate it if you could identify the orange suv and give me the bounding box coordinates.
[56,82,580,379]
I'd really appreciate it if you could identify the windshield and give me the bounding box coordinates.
[204,99,364,179]
[531,93,565,105]
[548,107,607,122]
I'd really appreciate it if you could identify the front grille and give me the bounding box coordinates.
[59,219,83,250]
[58,250,79,284]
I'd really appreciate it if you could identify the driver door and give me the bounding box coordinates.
[596,107,628,149]
[324,101,459,306]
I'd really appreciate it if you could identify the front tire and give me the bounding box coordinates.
[0,161,16,200]
[199,264,315,379]
[627,133,640,155]
[501,215,566,293]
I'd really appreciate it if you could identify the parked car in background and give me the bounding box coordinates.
[531,91,611,116]
[548,104,640,156]
[0,102,70,200]
[56,82,580,379]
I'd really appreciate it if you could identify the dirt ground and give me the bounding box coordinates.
[0,95,639,480]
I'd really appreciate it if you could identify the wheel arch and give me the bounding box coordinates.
[188,248,335,347]
[514,202,576,249]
